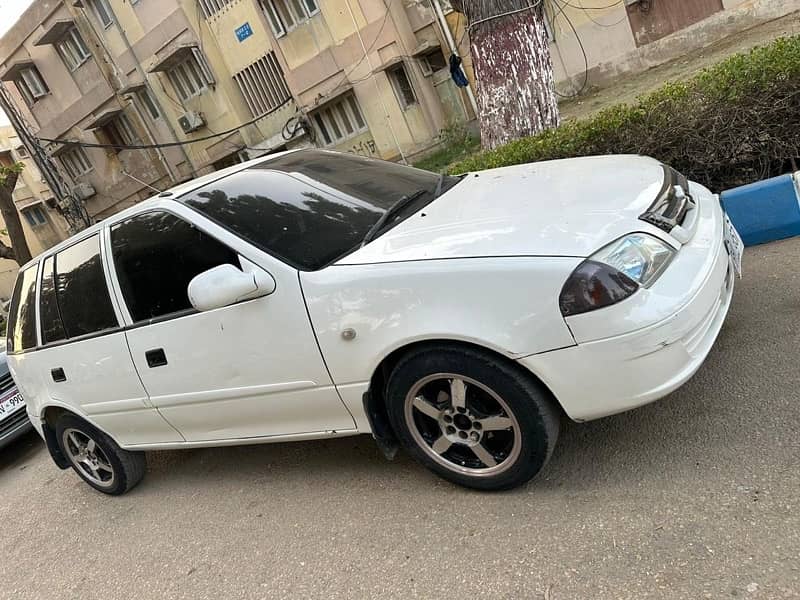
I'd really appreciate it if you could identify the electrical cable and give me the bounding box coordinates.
[566,0,628,27]
[550,0,590,98]
[39,98,293,150]
[466,0,545,31]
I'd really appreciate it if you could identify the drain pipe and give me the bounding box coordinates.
[344,0,408,164]
[431,0,479,117]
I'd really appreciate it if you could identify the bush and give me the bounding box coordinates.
[413,125,480,173]
[450,36,800,192]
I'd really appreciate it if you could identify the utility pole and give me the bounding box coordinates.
[0,82,91,232]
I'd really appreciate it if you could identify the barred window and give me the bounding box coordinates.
[310,93,368,146]
[198,0,233,19]
[60,147,93,178]
[233,52,291,118]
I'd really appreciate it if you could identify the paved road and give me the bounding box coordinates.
[1,238,799,600]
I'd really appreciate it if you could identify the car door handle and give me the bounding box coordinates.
[145,348,168,368]
[51,368,66,383]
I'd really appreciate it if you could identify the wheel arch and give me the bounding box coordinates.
[40,404,115,470]
[363,338,566,451]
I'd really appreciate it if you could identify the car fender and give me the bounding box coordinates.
[300,256,580,387]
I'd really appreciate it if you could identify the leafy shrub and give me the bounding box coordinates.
[413,125,480,173]
[450,36,800,191]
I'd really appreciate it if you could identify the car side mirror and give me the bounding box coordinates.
[187,262,276,312]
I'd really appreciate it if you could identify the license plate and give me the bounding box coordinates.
[0,391,24,416]
[723,213,743,278]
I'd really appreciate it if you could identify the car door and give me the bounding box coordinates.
[107,207,356,442]
[19,235,182,446]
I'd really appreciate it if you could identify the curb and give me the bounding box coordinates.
[720,173,800,246]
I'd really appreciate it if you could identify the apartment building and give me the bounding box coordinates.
[0,0,476,223]
[0,125,70,299]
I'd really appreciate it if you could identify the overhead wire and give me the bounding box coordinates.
[549,0,590,98]
[39,98,294,150]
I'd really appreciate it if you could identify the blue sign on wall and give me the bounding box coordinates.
[235,22,253,42]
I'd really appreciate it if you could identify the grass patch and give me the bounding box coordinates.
[413,126,481,173]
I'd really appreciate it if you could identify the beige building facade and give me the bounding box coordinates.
[0,0,477,225]
[0,125,70,300]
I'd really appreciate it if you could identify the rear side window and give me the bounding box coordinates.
[39,255,67,344]
[54,235,118,338]
[110,211,238,322]
[6,264,39,353]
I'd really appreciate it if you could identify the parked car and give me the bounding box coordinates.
[5,150,742,495]
[0,348,31,448]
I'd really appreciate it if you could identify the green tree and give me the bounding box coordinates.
[0,162,32,265]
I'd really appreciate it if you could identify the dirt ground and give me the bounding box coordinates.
[1,238,799,599]
[559,10,800,122]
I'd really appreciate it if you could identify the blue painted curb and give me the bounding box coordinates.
[721,173,800,246]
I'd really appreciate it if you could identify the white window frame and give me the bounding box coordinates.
[56,27,91,72]
[198,0,233,18]
[311,92,368,146]
[100,113,139,150]
[90,0,114,28]
[17,67,49,106]
[136,88,160,120]
[388,63,417,110]
[167,51,215,102]
[59,147,93,179]
[261,0,319,38]
[419,48,447,77]
[113,114,138,146]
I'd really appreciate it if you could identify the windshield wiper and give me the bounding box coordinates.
[433,173,445,198]
[361,189,428,247]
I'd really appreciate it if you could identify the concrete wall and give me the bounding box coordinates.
[545,0,797,93]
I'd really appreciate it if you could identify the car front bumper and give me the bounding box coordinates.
[519,183,736,422]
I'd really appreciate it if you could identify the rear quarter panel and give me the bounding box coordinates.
[300,256,579,388]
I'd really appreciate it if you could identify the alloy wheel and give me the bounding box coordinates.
[62,427,116,488]
[404,373,522,477]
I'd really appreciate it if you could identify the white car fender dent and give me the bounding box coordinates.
[300,256,580,387]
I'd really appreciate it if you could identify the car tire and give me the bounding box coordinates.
[386,345,560,491]
[55,414,146,495]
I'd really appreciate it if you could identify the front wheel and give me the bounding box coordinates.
[56,414,146,495]
[386,346,560,491]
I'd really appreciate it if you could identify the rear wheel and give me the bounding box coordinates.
[386,345,560,491]
[56,414,146,495]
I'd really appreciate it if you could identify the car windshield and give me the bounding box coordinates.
[179,150,462,270]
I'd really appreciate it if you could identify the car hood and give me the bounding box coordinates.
[338,155,669,264]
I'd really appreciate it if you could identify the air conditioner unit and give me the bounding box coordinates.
[178,111,205,133]
[73,182,96,200]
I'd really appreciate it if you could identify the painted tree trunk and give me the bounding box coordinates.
[453,0,560,149]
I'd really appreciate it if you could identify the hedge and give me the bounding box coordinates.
[450,35,800,192]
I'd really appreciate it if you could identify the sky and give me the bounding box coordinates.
[0,0,36,126]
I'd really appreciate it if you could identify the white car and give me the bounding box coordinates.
[5,150,742,494]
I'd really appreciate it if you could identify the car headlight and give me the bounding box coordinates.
[559,233,676,317]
